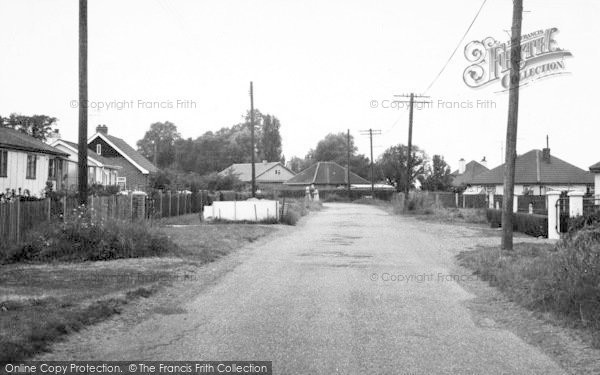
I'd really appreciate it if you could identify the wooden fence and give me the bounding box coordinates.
[0,191,208,244]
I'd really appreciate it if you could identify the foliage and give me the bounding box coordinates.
[485,209,548,237]
[260,114,283,162]
[0,113,58,141]
[2,206,175,263]
[136,121,181,168]
[421,154,453,191]
[377,144,428,192]
[568,210,600,233]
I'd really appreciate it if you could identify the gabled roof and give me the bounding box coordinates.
[0,127,68,157]
[51,139,121,169]
[88,132,158,174]
[451,160,489,187]
[590,161,600,173]
[219,162,294,182]
[284,161,369,185]
[471,149,594,185]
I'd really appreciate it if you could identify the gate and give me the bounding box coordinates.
[556,196,570,233]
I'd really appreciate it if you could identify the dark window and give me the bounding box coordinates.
[48,158,57,179]
[26,154,37,179]
[0,150,7,177]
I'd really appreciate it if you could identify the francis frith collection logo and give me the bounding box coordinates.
[463,27,572,90]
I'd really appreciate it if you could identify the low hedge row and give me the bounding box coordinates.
[486,209,548,238]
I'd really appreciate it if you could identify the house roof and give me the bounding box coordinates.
[590,161,600,173]
[471,149,594,185]
[219,162,294,182]
[88,132,158,174]
[284,161,370,185]
[0,127,68,157]
[451,160,489,187]
[53,140,121,169]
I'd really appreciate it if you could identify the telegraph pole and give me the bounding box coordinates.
[78,0,88,206]
[359,128,381,196]
[347,129,351,198]
[250,82,256,198]
[394,93,430,206]
[501,0,523,251]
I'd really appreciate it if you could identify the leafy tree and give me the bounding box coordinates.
[288,156,313,173]
[421,155,453,191]
[377,144,428,192]
[261,114,282,162]
[0,113,57,140]
[137,121,181,168]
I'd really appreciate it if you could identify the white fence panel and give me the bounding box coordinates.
[203,200,279,222]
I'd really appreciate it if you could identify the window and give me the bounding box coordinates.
[0,150,7,177]
[48,158,57,179]
[96,144,102,155]
[26,154,36,179]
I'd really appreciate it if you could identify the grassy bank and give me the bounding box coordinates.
[458,225,600,347]
[0,213,275,361]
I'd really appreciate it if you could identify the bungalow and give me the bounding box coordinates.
[451,157,489,194]
[87,125,158,191]
[219,161,296,190]
[589,161,600,196]
[284,161,370,190]
[50,139,121,190]
[0,127,69,197]
[470,148,594,195]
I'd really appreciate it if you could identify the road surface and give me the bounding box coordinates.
[41,203,566,374]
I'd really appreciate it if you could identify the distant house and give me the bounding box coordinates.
[87,125,158,190]
[471,148,593,195]
[284,161,369,190]
[50,139,121,190]
[0,127,69,196]
[219,161,296,190]
[451,157,489,194]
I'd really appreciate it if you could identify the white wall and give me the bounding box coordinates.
[258,165,295,183]
[0,150,50,197]
[595,174,600,196]
[203,200,280,221]
[493,183,588,195]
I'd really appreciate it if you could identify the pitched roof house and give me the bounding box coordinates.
[219,161,296,188]
[451,158,490,192]
[471,148,593,195]
[284,161,369,189]
[0,127,69,196]
[87,125,158,190]
[50,139,121,190]
[589,161,600,197]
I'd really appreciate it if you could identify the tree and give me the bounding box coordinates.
[421,155,453,191]
[377,144,427,192]
[261,114,282,162]
[137,121,181,168]
[0,113,58,140]
[309,132,357,163]
[288,156,312,173]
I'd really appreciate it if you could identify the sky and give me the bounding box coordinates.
[0,0,598,172]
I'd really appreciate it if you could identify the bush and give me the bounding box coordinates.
[485,209,548,237]
[2,206,176,263]
[568,210,600,233]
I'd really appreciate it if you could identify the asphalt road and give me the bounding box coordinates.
[46,203,567,374]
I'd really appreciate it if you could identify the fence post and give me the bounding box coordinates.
[159,191,163,218]
[513,195,519,213]
[547,191,561,240]
[488,191,494,209]
[176,193,180,216]
[130,193,134,221]
[46,198,51,221]
[168,191,172,217]
[15,199,20,242]
[568,191,584,217]
[455,193,459,208]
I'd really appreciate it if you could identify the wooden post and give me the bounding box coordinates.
[130,193,134,221]
[176,193,180,216]
[159,191,163,218]
[15,199,20,242]
[168,191,172,217]
[46,198,51,221]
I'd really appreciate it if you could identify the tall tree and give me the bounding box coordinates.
[0,114,58,141]
[137,121,181,168]
[261,114,282,162]
[421,155,453,191]
[377,144,427,192]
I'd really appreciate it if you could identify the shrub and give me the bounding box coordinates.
[485,209,548,237]
[2,206,176,263]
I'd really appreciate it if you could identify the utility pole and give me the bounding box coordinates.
[347,129,351,199]
[359,128,382,196]
[394,93,430,206]
[250,82,256,198]
[501,0,523,251]
[78,0,88,206]
[153,140,158,167]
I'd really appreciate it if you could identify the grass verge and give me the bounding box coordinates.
[0,214,275,361]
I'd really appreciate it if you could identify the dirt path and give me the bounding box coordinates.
[37,203,599,374]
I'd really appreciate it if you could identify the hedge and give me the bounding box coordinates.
[486,209,548,238]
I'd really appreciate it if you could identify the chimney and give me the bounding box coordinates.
[46,129,61,144]
[96,124,108,135]
[542,135,551,163]
[480,156,487,168]
[458,158,466,174]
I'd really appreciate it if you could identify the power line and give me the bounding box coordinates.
[424,0,487,93]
